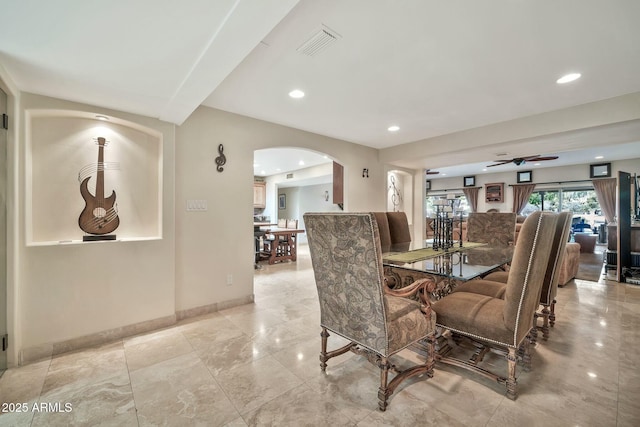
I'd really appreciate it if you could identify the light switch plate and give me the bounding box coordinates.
[186,199,208,211]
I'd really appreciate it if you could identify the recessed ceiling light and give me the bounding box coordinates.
[388,125,400,132]
[298,160,305,166]
[556,73,581,84]
[534,163,541,166]
[595,155,604,159]
[95,115,109,121]
[482,168,487,172]
[260,170,266,175]
[289,89,305,98]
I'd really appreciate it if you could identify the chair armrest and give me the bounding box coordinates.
[384,278,437,316]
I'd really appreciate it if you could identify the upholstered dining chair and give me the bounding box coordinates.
[430,211,558,400]
[304,212,437,411]
[480,212,573,341]
[386,211,411,246]
[373,212,392,252]
[466,212,517,245]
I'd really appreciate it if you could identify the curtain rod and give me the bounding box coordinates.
[508,179,594,186]
[431,186,481,192]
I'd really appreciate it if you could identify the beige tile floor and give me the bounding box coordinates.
[1,244,639,426]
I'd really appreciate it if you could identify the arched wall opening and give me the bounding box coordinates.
[253,146,345,250]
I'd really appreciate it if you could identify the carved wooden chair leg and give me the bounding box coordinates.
[320,328,329,371]
[424,335,436,377]
[529,315,539,345]
[506,347,518,400]
[470,344,490,365]
[377,357,391,411]
[516,332,532,370]
[520,336,532,372]
[541,304,551,340]
[549,299,557,327]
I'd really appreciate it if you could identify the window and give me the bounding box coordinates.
[522,187,604,229]
[426,193,469,216]
[523,190,560,214]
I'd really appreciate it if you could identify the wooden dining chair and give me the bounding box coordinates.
[431,211,558,400]
[304,212,437,411]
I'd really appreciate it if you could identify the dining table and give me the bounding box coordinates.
[259,226,305,264]
[382,241,514,300]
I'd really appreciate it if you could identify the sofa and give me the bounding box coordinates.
[557,242,581,286]
[573,232,597,253]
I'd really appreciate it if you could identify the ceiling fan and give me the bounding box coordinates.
[486,155,558,168]
[425,169,440,175]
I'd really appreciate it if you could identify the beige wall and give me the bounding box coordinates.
[174,106,383,312]
[7,98,384,366]
[15,93,176,364]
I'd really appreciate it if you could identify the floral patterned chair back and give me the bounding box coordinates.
[304,212,438,411]
[467,212,517,245]
[304,212,388,354]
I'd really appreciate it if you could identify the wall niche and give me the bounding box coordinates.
[27,110,163,245]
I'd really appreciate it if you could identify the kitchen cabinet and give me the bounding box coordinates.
[253,182,266,208]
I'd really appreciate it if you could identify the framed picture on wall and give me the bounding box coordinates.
[485,182,504,203]
[278,194,286,209]
[463,176,476,187]
[590,162,611,178]
[517,170,533,183]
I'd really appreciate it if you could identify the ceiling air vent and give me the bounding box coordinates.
[286,173,294,179]
[296,25,341,57]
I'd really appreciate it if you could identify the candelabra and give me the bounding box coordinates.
[431,195,464,251]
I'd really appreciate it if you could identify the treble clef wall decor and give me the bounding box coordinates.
[215,144,226,172]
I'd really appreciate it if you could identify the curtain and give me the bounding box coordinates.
[512,184,536,214]
[592,177,616,223]
[462,187,480,213]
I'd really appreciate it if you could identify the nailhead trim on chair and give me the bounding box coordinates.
[435,213,548,348]
[511,212,544,346]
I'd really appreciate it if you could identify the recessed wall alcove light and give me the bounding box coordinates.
[556,73,581,84]
[289,89,305,98]
[388,125,400,132]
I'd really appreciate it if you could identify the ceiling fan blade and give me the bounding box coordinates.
[487,160,511,167]
[529,156,558,161]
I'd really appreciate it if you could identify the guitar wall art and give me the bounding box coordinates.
[78,137,120,238]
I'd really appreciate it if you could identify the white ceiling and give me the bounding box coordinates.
[253,148,331,177]
[2,0,640,176]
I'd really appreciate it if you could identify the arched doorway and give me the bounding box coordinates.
[253,147,343,269]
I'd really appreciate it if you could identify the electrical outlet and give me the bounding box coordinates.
[226,274,233,285]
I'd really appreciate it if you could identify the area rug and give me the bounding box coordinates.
[575,251,605,282]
